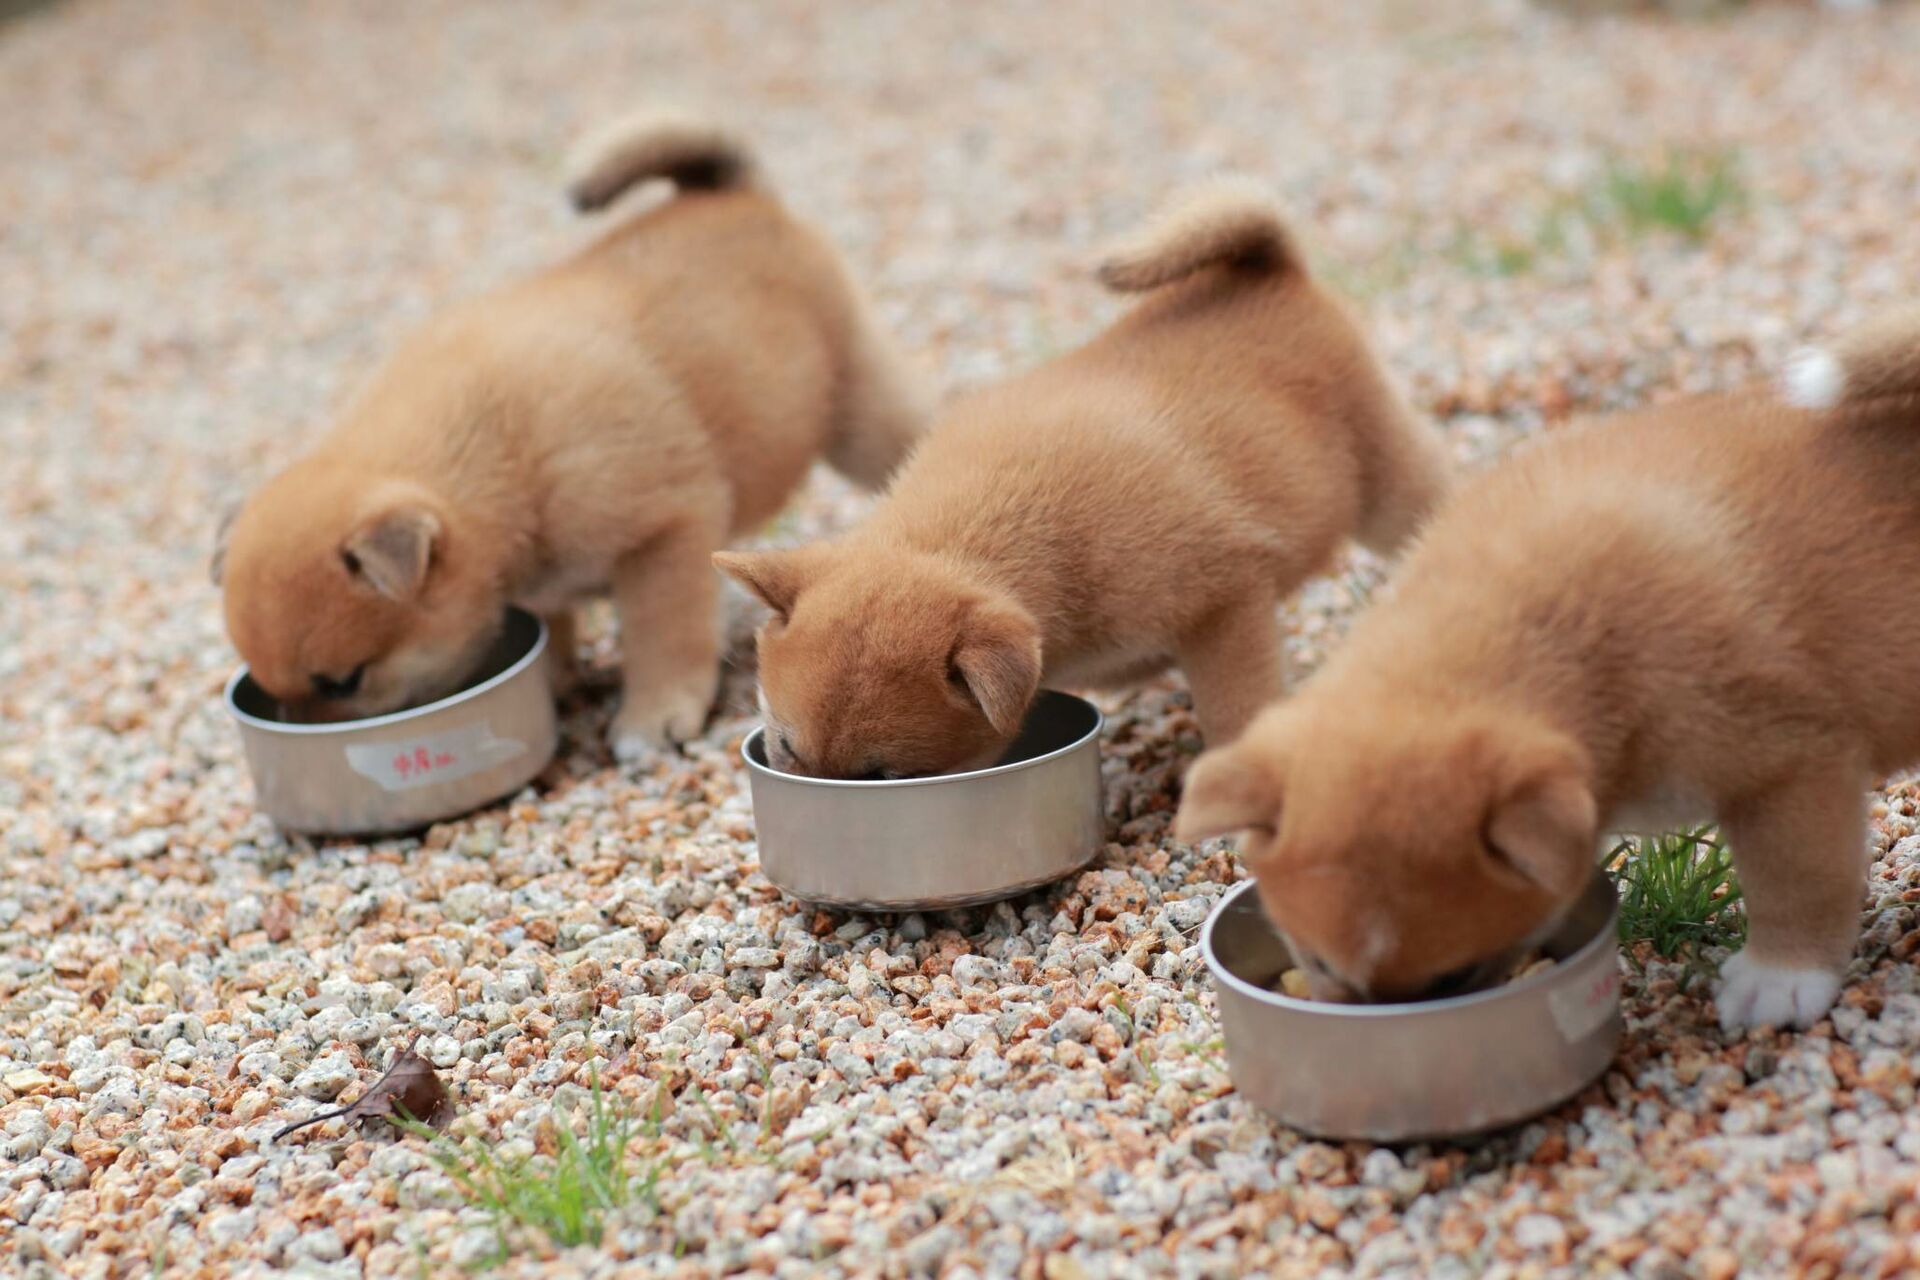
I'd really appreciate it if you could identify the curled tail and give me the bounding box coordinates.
[564,110,759,213]
[1095,177,1302,293]
[1780,306,1920,415]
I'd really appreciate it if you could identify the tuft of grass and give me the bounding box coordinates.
[405,1076,665,1269]
[1607,826,1745,962]
[1446,210,1575,279]
[1596,148,1746,241]
[1177,1036,1228,1071]
[1443,145,1745,280]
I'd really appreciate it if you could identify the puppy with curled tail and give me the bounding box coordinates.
[1177,307,1920,1032]
[719,179,1451,781]
[215,110,929,756]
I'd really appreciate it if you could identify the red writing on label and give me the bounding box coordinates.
[392,747,461,779]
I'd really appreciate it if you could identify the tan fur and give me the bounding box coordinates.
[217,114,929,753]
[1095,177,1299,293]
[565,109,759,210]
[1177,309,1920,1029]
[718,181,1451,780]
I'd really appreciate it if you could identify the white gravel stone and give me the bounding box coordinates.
[1512,1214,1569,1251]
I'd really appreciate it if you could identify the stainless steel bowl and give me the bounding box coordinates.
[1203,870,1622,1142]
[224,608,557,835]
[741,690,1105,911]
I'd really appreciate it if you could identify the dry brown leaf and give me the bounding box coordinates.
[272,1035,453,1141]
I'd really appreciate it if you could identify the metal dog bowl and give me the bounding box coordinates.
[224,608,557,835]
[740,690,1105,911]
[1203,870,1622,1142]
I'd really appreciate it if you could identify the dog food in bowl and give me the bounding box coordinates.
[740,690,1104,911]
[1205,870,1622,1141]
[224,608,556,835]
[1271,950,1557,1001]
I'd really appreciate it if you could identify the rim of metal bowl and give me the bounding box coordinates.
[738,691,1105,789]
[222,609,549,736]
[1202,875,1620,1019]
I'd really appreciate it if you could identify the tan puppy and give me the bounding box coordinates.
[216,113,927,755]
[717,180,1451,780]
[1177,309,1920,1031]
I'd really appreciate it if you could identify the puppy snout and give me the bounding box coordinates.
[765,731,811,775]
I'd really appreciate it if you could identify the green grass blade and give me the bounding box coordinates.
[1608,826,1746,963]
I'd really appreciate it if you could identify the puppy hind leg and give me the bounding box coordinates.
[1713,760,1870,1031]
[1175,596,1288,748]
[607,516,728,760]
[825,295,933,490]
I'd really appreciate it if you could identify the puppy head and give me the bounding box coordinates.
[716,544,1042,778]
[1175,700,1596,1002]
[217,466,503,721]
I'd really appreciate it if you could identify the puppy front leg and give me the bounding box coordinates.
[607,518,726,761]
[1714,762,1869,1032]
[1175,596,1287,748]
[543,608,581,697]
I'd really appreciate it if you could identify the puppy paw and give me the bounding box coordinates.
[1715,952,1843,1033]
[609,680,715,760]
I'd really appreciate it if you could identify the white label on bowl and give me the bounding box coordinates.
[344,722,527,792]
[1549,964,1621,1041]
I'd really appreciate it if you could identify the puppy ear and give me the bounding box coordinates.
[209,504,240,587]
[714,548,821,622]
[1175,746,1280,842]
[949,598,1042,735]
[344,505,441,601]
[1483,751,1596,897]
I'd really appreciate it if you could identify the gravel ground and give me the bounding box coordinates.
[6,1,1920,1276]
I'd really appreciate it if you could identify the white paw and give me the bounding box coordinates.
[1715,952,1843,1033]
[609,681,715,761]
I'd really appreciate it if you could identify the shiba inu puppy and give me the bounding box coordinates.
[718,179,1450,780]
[1177,308,1920,1031]
[216,112,927,754]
